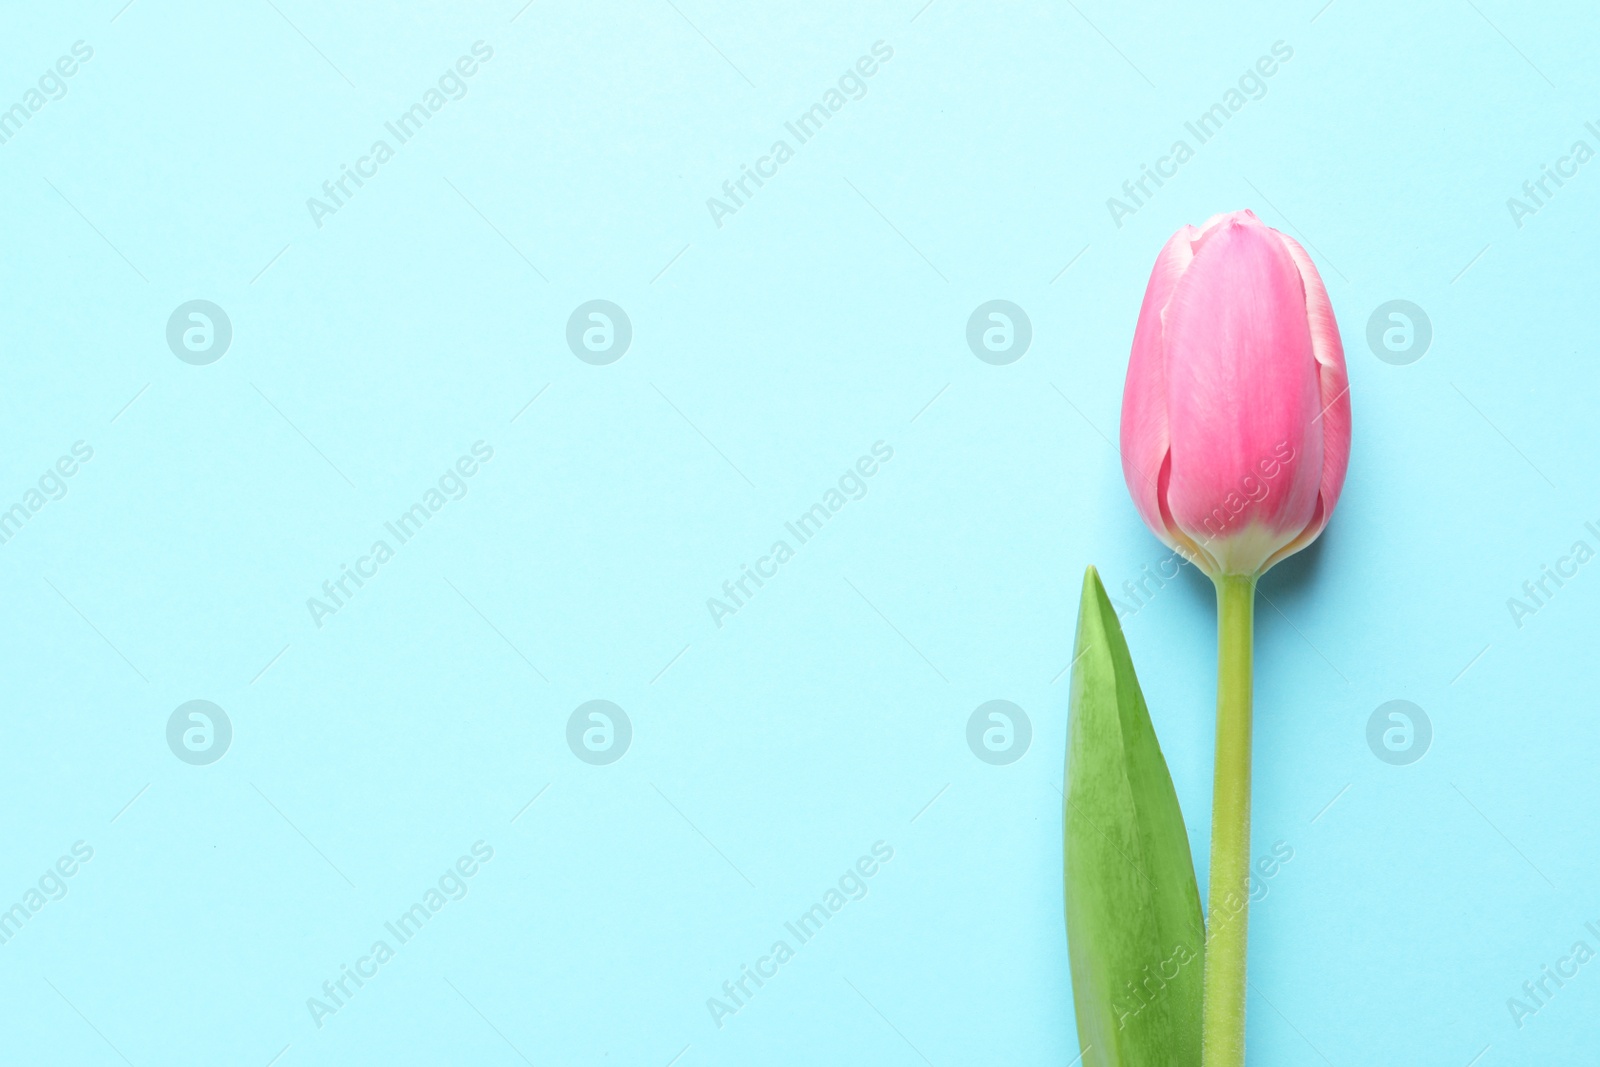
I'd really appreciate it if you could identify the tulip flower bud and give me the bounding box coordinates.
[1119,210,1351,577]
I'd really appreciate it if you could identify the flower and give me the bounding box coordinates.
[1119,209,1352,577]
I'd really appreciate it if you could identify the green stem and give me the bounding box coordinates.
[1201,573,1256,1067]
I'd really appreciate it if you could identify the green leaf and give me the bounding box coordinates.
[1065,566,1204,1066]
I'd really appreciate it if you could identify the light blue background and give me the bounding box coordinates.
[2,1,1596,1063]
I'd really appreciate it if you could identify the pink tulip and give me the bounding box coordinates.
[1119,209,1351,577]
[1113,209,1354,1065]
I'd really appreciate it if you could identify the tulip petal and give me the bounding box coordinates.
[1262,233,1352,569]
[1159,215,1323,574]
[1120,225,1198,552]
